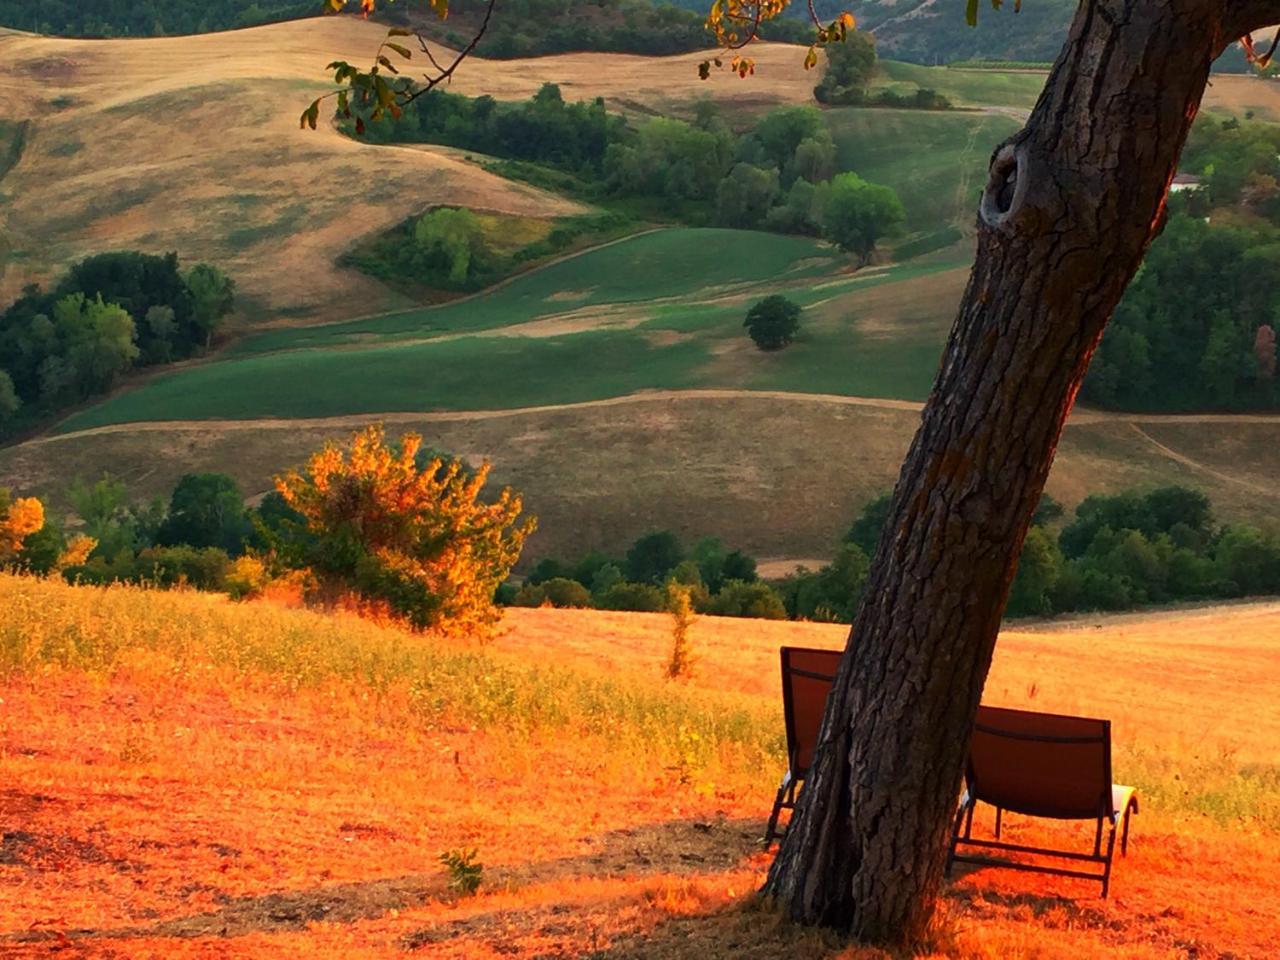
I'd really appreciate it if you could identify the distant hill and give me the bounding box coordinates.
[0,0,313,36]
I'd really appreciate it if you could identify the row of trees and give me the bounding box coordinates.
[509,530,787,618]
[0,252,235,436]
[812,30,951,110]
[0,427,532,636]
[351,88,905,257]
[395,0,816,60]
[0,0,312,35]
[1084,117,1280,412]
[1083,210,1279,410]
[1008,486,1280,615]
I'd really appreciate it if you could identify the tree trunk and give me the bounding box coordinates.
[763,0,1277,945]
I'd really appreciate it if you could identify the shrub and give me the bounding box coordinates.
[596,581,667,612]
[666,582,696,678]
[274,426,535,636]
[706,580,787,619]
[540,577,592,608]
[744,295,802,351]
[225,554,270,600]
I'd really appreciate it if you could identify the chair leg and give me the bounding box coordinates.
[1120,801,1136,856]
[763,778,789,845]
[994,807,1003,839]
[946,798,972,878]
[1100,821,1118,898]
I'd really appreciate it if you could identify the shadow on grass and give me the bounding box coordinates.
[1,817,769,945]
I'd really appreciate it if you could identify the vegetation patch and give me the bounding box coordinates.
[340,209,633,299]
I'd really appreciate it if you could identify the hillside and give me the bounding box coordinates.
[2,574,1278,957]
[4,15,1276,326]
[6,18,1280,565]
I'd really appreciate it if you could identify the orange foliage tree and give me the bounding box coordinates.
[275,425,535,635]
[0,489,44,566]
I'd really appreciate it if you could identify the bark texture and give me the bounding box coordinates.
[763,0,1280,944]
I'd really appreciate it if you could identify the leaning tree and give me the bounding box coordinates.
[311,0,1280,945]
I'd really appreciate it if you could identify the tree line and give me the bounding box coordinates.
[393,0,816,60]
[353,87,905,264]
[0,0,312,36]
[1085,117,1280,412]
[0,427,531,636]
[9,448,1276,627]
[0,251,235,438]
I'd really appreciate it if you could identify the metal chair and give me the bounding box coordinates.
[763,645,843,845]
[946,704,1139,897]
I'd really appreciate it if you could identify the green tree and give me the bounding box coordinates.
[813,30,878,104]
[716,163,779,229]
[414,207,488,285]
[844,492,893,558]
[52,293,138,396]
[186,263,235,348]
[156,473,252,555]
[625,530,684,584]
[1005,526,1063,616]
[68,474,136,559]
[819,173,905,265]
[0,370,18,421]
[744,295,802,351]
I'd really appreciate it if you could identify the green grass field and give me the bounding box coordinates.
[233,229,845,354]
[826,109,1023,235]
[57,236,970,431]
[872,61,1047,110]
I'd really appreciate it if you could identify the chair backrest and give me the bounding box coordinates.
[779,646,844,777]
[968,705,1114,821]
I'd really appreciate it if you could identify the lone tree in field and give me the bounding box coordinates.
[309,0,1280,946]
[275,425,534,636]
[821,172,905,265]
[744,294,802,351]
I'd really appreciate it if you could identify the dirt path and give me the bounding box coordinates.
[1126,422,1280,497]
[29,389,1280,446]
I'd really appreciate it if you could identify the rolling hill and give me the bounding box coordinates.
[5,17,1280,566]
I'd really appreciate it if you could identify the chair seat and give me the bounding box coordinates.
[1112,784,1138,821]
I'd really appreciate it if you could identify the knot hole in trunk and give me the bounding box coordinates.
[980,144,1028,232]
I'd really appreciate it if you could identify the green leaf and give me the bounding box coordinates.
[387,27,414,37]
[966,0,979,26]
[385,42,412,59]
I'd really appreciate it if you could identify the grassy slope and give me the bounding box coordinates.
[51,244,968,430]
[11,397,1280,564]
[2,574,1277,958]
[827,108,1024,235]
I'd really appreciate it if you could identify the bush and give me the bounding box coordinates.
[274,426,535,636]
[744,295,802,351]
[706,580,787,619]
[539,577,592,608]
[596,581,667,612]
[225,554,270,600]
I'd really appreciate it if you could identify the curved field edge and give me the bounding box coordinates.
[51,245,969,433]
[8,394,1280,563]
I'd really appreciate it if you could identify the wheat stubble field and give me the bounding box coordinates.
[1,574,1278,959]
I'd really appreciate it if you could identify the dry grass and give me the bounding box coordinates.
[0,18,819,326]
[4,393,1279,565]
[0,19,588,325]
[0,574,1277,958]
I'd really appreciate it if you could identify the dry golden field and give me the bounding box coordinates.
[1,574,1277,958]
[4,394,1279,565]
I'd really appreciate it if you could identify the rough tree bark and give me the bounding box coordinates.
[763,0,1280,945]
